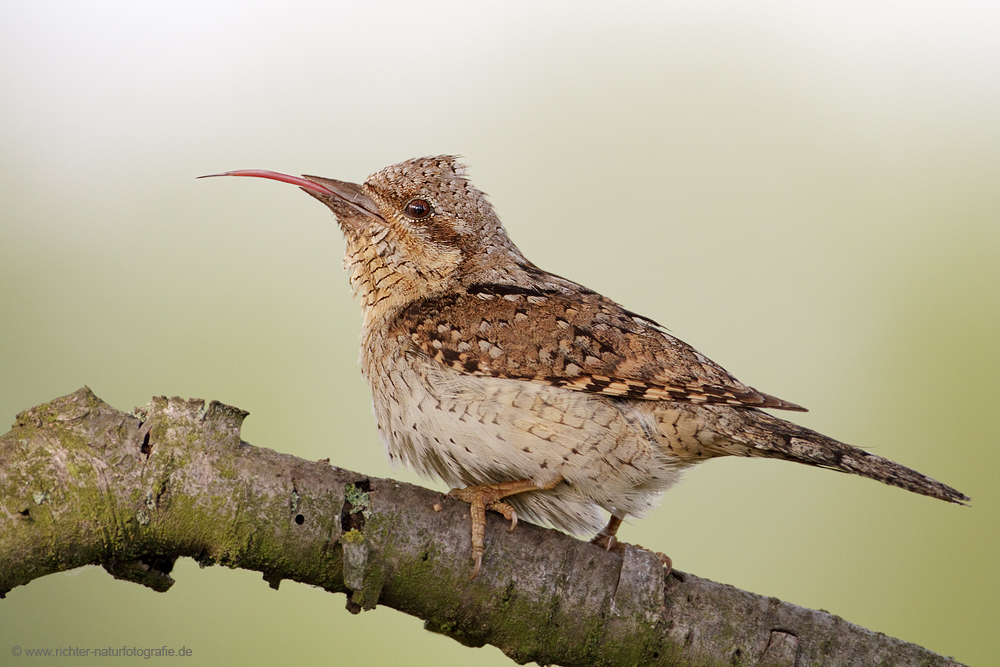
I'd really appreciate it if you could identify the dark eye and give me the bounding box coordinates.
[403,198,432,219]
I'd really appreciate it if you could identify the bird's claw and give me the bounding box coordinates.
[448,485,523,580]
[590,515,623,552]
[592,534,618,551]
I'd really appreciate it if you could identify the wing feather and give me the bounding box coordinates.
[396,284,806,412]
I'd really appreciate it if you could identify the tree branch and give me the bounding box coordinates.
[0,388,964,667]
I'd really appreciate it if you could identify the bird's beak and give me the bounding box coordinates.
[198,169,384,224]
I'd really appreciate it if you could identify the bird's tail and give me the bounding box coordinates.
[713,408,969,504]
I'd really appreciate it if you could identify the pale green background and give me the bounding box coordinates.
[1,2,997,665]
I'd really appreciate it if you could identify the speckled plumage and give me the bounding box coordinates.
[208,156,969,578]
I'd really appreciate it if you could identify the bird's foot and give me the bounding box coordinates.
[590,515,624,552]
[447,478,559,580]
[589,516,672,574]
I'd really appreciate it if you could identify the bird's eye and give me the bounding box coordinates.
[403,198,432,219]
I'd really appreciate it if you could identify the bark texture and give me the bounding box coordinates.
[0,388,965,667]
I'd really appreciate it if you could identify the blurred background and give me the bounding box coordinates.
[1,1,997,664]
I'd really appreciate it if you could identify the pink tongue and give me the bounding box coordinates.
[197,169,336,196]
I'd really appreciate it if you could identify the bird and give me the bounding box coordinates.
[201,156,969,580]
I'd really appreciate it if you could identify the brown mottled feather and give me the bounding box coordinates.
[396,283,807,412]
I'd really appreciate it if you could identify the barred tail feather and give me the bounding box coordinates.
[719,409,969,505]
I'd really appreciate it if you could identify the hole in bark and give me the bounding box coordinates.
[341,479,371,532]
[341,507,363,532]
[140,432,152,456]
[19,508,30,517]
[294,514,305,525]
[731,648,741,664]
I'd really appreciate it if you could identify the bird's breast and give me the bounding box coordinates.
[359,329,688,533]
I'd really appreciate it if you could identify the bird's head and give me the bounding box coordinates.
[202,156,529,324]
